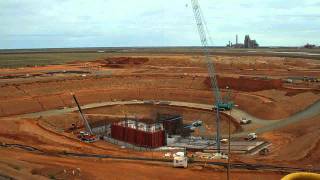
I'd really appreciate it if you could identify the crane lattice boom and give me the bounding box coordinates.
[190,0,222,105]
[190,0,234,153]
[72,94,93,135]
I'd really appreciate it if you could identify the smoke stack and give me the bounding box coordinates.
[236,35,238,45]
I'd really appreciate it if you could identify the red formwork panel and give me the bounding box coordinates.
[157,131,162,148]
[111,123,165,148]
[161,131,165,146]
[145,132,152,148]
[135,130,141,146]
[127,128,136,145]
[115,125,122,141]
[151,132,155,148]
[141,131,147,147]
[153,132,158,148]
[153,131,165,148]
[124,126,128,142]
[151,132,156,148]
[135,130,145,146]
[111,124,125,141]
[111,124,117,139]
[147,130,165,148]
[119,126,125,141]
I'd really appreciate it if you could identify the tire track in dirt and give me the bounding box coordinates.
[13,84,31,97]
[237,92,274,103]
[12,84,47,112]
[34,98,46,111]
[301,135,320,162]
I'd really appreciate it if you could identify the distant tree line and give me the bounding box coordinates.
[303,43,319,49]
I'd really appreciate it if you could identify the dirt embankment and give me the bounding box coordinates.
[0,74,318,120]
[260,115,320,168]
[0,75,208,116]
[235,90,320,119]
[0,54,318,119]
[204,76,283,92]
[97,57,149,68]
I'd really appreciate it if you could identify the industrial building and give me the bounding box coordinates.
[227,34,259,48]
[244,35,259,48]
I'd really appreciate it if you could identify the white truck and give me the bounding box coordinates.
[173,152,188,168]
[191,120,203,127]
[240,117,252,125]
[220,138,228,144]
[245,133,257,141]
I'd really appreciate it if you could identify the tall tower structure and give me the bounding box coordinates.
[244,35,250,48]
[236,35,238,45]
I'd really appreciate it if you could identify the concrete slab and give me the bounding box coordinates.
[168,139,267,154]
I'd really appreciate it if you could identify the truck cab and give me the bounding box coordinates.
[245,133,257,141]
[240,117,252,124]
[173,152,188,168]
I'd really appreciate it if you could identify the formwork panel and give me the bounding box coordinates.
[127,128,136,145]
[111,123,165,148]
[111,124,125,141]
[135,130,144,146]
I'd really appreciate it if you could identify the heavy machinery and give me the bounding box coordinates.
[191,120,203,127]
[78,131,96,143]
[173,152,188,168]
[259,147,270,155]
[240,117,252,125]
[183,120,203,131]
[72,94,97,143]
[190,0,234,154]
[245,133,257,141]
[221,86,234,111]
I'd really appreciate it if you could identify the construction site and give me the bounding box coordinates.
[1,1,320,180]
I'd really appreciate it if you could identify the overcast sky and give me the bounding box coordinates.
[1,0,320,49]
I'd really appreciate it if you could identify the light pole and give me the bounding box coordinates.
[227,109,231,180]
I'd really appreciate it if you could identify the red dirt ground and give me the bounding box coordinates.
[0,148,285,180]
